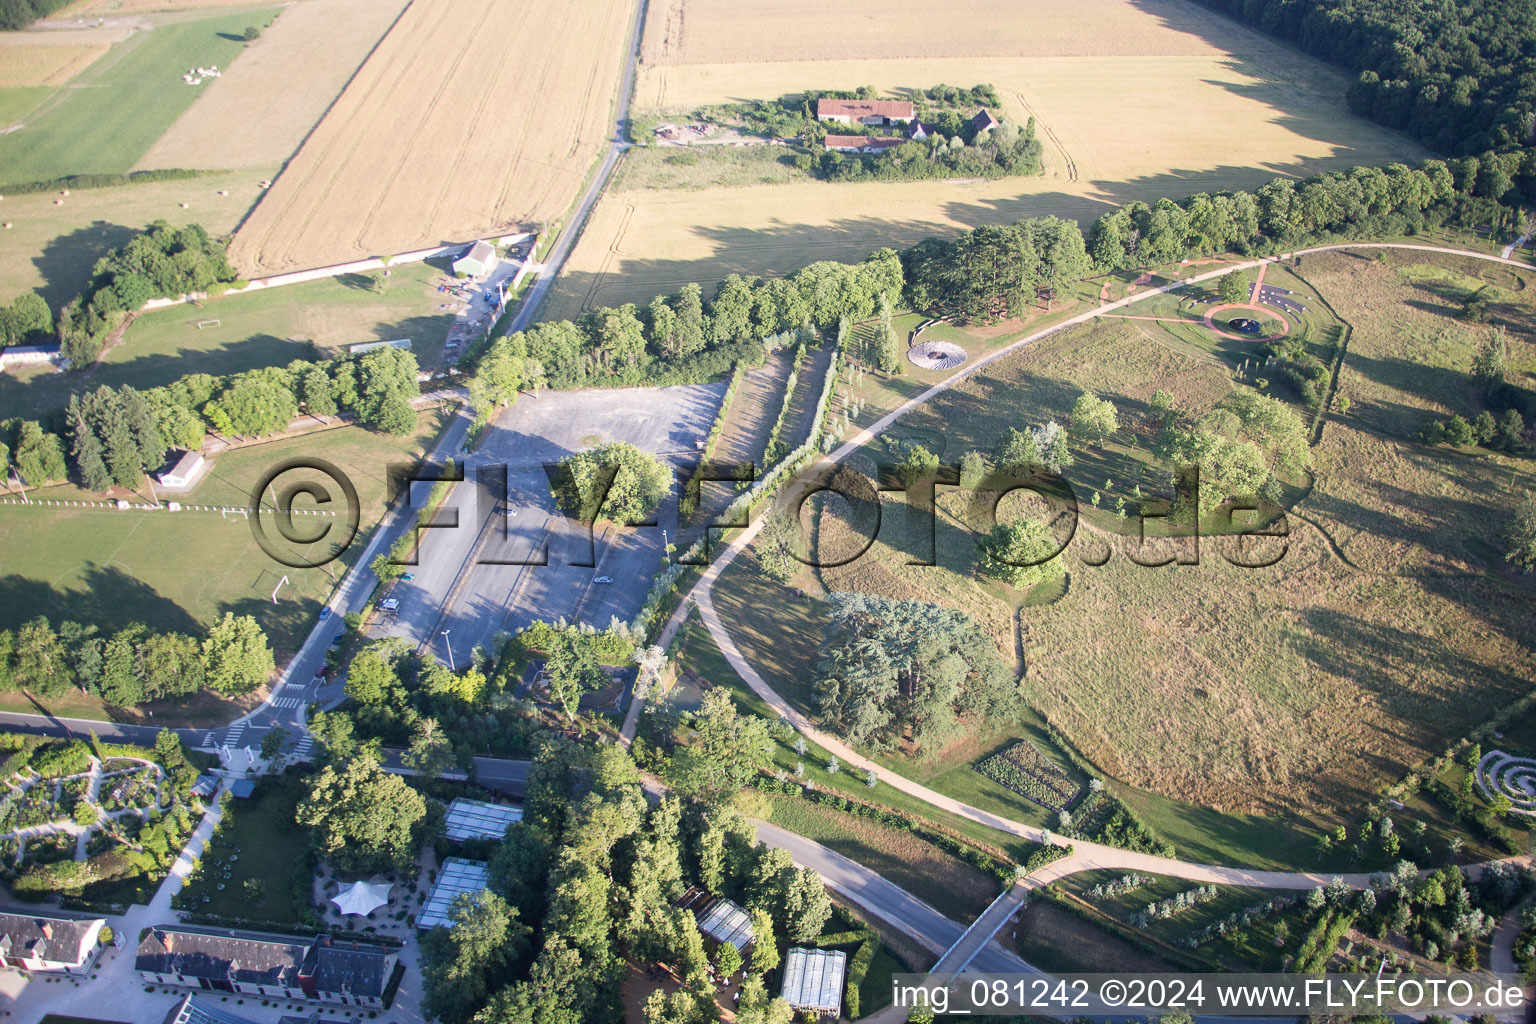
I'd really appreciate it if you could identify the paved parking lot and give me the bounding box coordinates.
[370,383,725,667]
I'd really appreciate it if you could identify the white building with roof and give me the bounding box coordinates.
[781,947,846,1018]
[156,449,208,491]
[444,798,522,842]
[453,240,498,278]
[417,858,490,930]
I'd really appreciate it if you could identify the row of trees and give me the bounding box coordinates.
[0,611,274,702]
[1189,0,1536,158]
[1086,158,1512,272]
[58,222,238,366]
[465,252,902,413]
[5,344,420,495]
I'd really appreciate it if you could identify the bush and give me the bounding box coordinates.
[242,25,261,40]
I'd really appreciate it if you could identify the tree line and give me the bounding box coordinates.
[0,0,73,31]
[465,251,903,417]
[1084,158,1518,272]
[1189,0,1536,158]
[809,117,1043,184]
[2,345,420,493]
[0,611,274,704]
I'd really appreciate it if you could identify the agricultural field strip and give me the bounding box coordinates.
[0,37,113,88]
[228,0,635,273]
[675,241,1536,889]
[135,0,415,171]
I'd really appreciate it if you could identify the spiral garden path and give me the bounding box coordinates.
[1477,750,1536,817]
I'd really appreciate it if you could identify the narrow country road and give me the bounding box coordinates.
[503,0,646,335]
[754,820,1030,972]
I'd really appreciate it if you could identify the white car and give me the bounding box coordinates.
[501,507,518,517]
[593,576,613,584]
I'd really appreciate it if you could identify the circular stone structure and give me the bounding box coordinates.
[907,339,967,370]
[1476,750,1536,817]
[1202,303,1290,343]
[1228,317,1262,334]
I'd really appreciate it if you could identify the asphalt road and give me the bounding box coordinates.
[753,820,1032,974]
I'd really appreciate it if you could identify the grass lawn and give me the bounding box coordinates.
[0,8,280,186]
[0,408,448,663]
[764,793,1000,922]
[0,86,52,126]
[613,144,803,191]
[0,164,276,309]
[1015,897,1179,973]
[179,775,309,923]
[0,259,453,424]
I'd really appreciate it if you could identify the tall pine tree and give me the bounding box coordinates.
[68,396,111,492]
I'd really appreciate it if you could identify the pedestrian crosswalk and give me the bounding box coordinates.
[222,722,247,748]
[270,697,304,709]
[292,735,316,760]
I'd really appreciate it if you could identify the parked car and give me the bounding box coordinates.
[318,607,332,622]
[593,576,613,584]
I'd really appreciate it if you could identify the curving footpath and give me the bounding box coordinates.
[643,241,1536,897]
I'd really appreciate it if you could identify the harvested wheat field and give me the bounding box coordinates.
[137,0,411,171]
[229,0,634,274]
[642,0,1234,64]
[0,34,114,87]
[548,0,1424,317]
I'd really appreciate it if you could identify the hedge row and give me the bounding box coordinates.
[678,359,749,521]
[760,341,806,466]
[0,168,213,195]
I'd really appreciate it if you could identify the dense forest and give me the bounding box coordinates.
[0,0,71,30]
[1191,0,1536,156]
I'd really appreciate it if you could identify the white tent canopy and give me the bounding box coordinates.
[331,880,392,917]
